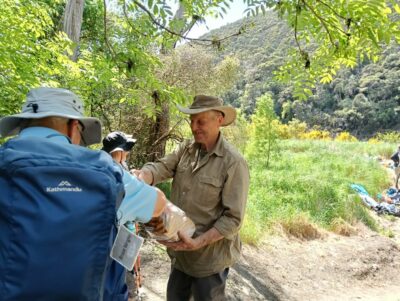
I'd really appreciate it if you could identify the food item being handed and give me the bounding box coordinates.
[144,215,167,235]
[144,201,195,242]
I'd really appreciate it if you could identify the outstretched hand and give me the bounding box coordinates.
[130,169,143,180]
[130,169,153,185]
[159,231,203,251]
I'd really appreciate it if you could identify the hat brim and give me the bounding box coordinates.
[0,111,102,146]
[177,105,236,126]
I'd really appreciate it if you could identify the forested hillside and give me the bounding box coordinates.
[203,11,400,138]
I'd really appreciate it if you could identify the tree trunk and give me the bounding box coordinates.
[148,91,170,162]
[147,1,194,161]
[63,0,85,62]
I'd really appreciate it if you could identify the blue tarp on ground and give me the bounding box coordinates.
[351,184,400,217]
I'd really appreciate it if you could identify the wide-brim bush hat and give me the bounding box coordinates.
[177,95,236,126]
[101,131,137,154]
[0,87,102,146]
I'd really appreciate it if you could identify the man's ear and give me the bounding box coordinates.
[67,119,81,145]
[218,114,225,126]
[66,119,76,138]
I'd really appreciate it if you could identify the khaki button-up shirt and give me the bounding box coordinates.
[143,133,249,277]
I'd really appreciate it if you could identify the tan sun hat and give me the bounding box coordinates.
[177,95,236,126]
[0,87,102,146]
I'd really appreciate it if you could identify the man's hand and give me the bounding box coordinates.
[130,169,141,178]
[159,231,203,251]
[130,169,153,185]
[159,227,224,251]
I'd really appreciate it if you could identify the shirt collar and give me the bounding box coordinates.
[188,132,225,157]
[210,133,225,157]
[19,127,71,144]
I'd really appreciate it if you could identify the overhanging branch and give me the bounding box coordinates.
[130,0,243,44]
[103,0,117,57]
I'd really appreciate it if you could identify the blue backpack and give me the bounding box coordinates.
[0,136,125,301]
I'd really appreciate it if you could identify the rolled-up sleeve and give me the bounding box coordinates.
[142,141,187,184]
[213,158,249,240]
[117,170,157,224]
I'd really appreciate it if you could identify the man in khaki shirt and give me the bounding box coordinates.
[135,95,249,301]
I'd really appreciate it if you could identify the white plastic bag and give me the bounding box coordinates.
[145,201,195,242]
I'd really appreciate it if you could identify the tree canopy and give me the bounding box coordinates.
[201,10,400,137]
[245,0,400,99]
[0,0,399,147]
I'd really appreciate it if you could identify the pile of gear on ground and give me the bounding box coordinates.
[351,184,400,217]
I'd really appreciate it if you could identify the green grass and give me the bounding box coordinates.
[241,139,395,244]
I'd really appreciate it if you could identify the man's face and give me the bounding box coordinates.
[190,111,223,147]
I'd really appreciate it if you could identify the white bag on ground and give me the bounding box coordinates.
[145,201,195,242]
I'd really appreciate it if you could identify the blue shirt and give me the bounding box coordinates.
[19,127,157,223]
[118,169,156,224]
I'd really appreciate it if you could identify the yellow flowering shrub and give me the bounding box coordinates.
[300,130,331,140]
[335,132,358,142]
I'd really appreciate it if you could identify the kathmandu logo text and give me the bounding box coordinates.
[46,181,82,192]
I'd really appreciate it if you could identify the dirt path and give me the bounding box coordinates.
[230,225,400,301]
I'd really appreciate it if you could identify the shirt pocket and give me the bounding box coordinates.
[198,175,223,203]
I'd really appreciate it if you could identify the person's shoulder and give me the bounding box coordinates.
[221,138,245,160]
[45,142,122,175]
[175,138,195,152]
[220,137,247,169]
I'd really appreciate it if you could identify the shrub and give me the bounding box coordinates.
[329,217,357,236]
[300,129,331,140]
[275,212,323,240]
[275,122,290,139]
[287,119,307,139]
[367,138,381,144]
[374,131,400,143]
[335,132,358,142]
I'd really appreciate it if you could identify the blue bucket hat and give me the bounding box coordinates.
[0,87,102,146]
